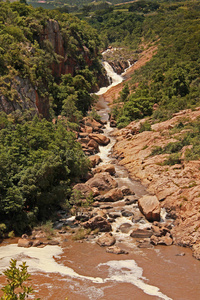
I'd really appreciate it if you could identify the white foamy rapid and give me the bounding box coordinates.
[0,244,172,299]
[96,62,123,95]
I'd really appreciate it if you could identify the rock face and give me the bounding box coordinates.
[82,216,111,232]
[97,232,116,247]
[86,172,117,191]
[0,76,49,119]
[138,195,161,222]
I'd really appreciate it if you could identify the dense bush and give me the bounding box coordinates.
[0,115,90,234]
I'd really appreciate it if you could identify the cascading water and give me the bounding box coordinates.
[96,62,123,96]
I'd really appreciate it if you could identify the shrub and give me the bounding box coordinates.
[139,120,151,132]
[0,259,40,300]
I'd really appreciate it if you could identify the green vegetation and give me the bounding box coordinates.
[0,114,90,234]
[150,117,200,163]
[0,1,103,119]
[0,2,107,234]
[0,259,39,300]
[109,1,200,128]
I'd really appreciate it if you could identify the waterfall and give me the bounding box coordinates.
[96,61,123,95]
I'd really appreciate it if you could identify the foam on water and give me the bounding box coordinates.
[0,244,172,299]
[0,244,103,283]
[99,260,172,300]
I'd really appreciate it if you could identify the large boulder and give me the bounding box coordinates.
[86,172,117,191]
[18,238,32,248]
[102,188,123,202]
[138,195,161,222]
[89,133,110,146]
[73,183,94,198]
[82,216,111,232]
[87,139,99,152]
[97,232,116,247]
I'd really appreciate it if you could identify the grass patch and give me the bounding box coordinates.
[72,228,91,240]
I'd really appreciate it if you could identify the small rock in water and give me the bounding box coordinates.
[130,229,153,239]
[121,210,133,217]
[106,246,129,255]
[138,239,154,249]
[121,186,132,196]
[119,223,132,233]
[124,196,137,205]
[108,211,121,219]
[175,252,185,256]
[18,238,32,248]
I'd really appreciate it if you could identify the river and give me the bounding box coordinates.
[0,63,200,300]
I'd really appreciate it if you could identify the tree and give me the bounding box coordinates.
[0,259,39,300]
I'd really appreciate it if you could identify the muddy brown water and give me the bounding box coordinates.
[0,62,200,300]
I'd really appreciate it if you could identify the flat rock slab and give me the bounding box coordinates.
[138,195,161,222]
[130,228,153,239]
